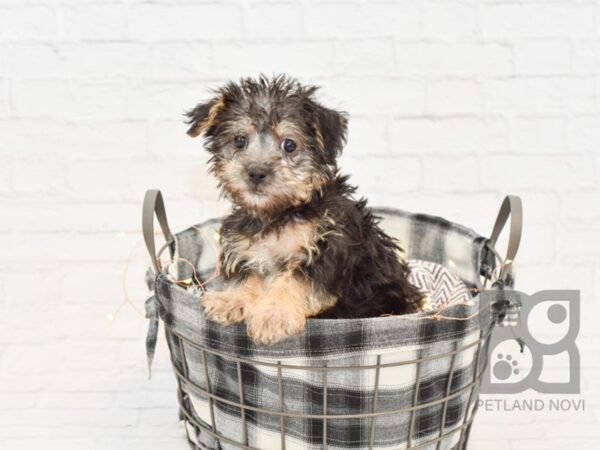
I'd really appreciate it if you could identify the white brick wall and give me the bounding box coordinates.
[1,1,598,448]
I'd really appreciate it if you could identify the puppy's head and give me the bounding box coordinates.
[186,75,347,214]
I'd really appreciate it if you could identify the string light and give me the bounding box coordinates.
[112,223,223,322]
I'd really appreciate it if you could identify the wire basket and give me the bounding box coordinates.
[143,191,522,450]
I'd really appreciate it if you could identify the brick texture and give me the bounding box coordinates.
[1,1,598,449]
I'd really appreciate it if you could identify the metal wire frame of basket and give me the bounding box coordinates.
[165,321,495,450]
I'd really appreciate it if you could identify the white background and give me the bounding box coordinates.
[1,1,599,449]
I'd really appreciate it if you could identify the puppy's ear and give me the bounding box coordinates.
[314,104,348,163]
[185,96,225,137]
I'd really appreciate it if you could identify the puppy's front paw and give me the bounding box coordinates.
[201,291,245,325]
[246,305,306,344]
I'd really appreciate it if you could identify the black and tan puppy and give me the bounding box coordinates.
[186,75,424,344]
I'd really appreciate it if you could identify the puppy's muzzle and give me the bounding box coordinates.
[246,165,271,186]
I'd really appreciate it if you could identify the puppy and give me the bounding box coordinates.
[186,75,424,344]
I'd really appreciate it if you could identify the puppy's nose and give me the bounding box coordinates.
[247,166,270,184]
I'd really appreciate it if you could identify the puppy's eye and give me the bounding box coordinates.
[233,135,247,149]
[281,138,297,153]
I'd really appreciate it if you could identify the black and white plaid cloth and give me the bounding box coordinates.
[145,209,499,450]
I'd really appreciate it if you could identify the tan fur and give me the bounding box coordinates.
[245,271,310,344]
[314,126,325,153]
[221,116,254,136]
[201,274,262,324]
[305,287,337,316]
[202,267,336,342]
[188,96,226,137]
[273,120,306,145]
[218,156,313,213]
[222,220,321,277]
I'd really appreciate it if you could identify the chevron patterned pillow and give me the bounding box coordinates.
[407,259,471,310]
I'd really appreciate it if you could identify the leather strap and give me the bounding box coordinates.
[142,190,174,273]
[489,195,523,280]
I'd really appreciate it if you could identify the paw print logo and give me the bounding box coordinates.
[487,339,532,386]
[493,353,519,380]
[480,290,580,394]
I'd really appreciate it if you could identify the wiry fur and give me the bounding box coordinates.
[186,75,424,343]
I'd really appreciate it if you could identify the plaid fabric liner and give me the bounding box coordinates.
[145,208,498,450]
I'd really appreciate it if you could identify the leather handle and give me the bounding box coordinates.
[489,195,523,280]
[142,190,174,273]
